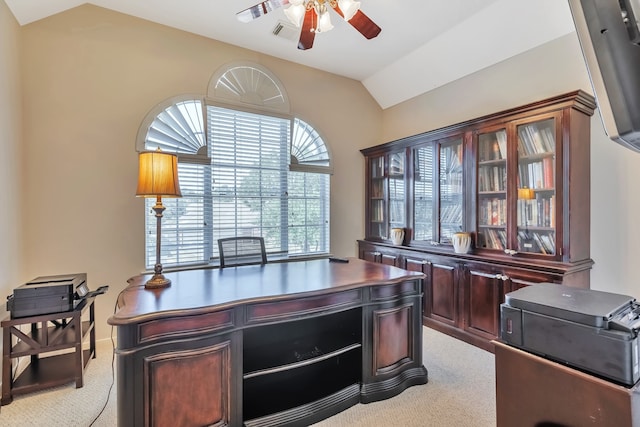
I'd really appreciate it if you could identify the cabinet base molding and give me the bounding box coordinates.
[360,365,429,403]
[423,318,495,353]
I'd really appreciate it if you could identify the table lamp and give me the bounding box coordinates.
[136,148,182,288]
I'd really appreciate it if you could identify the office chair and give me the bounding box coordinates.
[218,236,267,268]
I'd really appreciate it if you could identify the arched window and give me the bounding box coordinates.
[137,65,331,268]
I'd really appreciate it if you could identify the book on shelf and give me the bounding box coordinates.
[518,123,555,156]
[479,132,506,161]
[516,193,555,228]
[492,140,500,160]
[371,201,384,222]
[371,180,384,198]
[444,142,463,171]
[371,157,384,178]
[541,126,556,151]
[519,158,554,190]
[533,233,547,254]
[483,228,507,250]
[491,199,499,225]
[516,230,555,255]
[497,131,507,159]
[542,156,554,188]
[479,164,506,192]
[483,198,506,226]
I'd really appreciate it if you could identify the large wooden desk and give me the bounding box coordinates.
[109,258,428,427]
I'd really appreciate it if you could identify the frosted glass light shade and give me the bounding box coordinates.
[284,4,306,27]
[317,9,334,32]
[338,0,360,21]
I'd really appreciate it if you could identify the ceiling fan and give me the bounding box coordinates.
[237,0,381,50]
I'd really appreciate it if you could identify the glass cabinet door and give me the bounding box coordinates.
[516,117,556,255]
[368,155,386,239]
[439,138,464,244]
[388,152,405,232]
[476,128,507,250]
[412,136,463,246]
[413,145,435,242]
[366,151,406,241]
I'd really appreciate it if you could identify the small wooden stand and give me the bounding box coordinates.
[1,298,96,405]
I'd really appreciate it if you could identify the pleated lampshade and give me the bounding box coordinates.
[136,149,182,197]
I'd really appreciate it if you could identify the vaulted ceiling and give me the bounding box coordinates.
[4,0,578,108]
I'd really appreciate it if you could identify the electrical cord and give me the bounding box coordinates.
[88,291,122,427]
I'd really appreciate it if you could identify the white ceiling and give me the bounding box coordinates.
[4,0,577,109]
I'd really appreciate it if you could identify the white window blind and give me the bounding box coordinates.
[142,99,331,269]
[208,105,290,256]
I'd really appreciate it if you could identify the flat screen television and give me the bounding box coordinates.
[568,0,640,152]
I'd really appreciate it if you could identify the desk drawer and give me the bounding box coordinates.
[245,289,362,324]
[370,280,421,301]
[139,309,234,343]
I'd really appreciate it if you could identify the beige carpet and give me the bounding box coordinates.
[0,327,496,426]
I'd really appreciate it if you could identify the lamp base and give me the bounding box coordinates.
[145,273,171,289]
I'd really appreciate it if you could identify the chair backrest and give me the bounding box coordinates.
[218,237,267,268]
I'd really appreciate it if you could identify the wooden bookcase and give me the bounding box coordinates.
[359,91,596,351]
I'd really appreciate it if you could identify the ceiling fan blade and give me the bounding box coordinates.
[349,10,381,39]
[298,8,316,50]
[331,6,381,40]
[237,0,290,23]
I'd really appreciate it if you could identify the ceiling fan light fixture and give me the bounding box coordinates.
[236,0,380,50]
[284,3,306,27]
[338,0,360,21]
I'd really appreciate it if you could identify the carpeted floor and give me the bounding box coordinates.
[0,327,496,426]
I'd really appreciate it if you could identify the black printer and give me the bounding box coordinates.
[500,283,640,386]
[6,273,107,318]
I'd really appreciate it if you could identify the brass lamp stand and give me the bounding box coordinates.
[136,148,182,289]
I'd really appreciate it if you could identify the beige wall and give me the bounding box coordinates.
[17,5,380,339]
[381,33,640,299]
[0,2,24,316]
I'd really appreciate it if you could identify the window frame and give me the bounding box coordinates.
[137,96,331,270]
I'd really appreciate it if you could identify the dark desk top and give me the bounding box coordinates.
[108,258,424,325]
